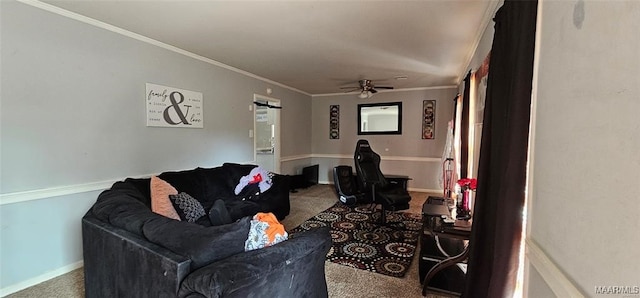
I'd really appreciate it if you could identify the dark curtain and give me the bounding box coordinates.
[452,94,459,136]
[459,72,471,179]
[463,1,538,297]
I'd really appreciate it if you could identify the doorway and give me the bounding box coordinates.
[253,94,281,173]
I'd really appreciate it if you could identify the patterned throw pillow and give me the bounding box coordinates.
[169,192,206,223]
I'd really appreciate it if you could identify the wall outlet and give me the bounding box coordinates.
[249,129,253,138]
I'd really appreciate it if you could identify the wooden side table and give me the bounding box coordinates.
[421,198,472,296]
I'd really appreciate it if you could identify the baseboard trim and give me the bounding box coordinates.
[0,261,84,297]
[525,238,584,297]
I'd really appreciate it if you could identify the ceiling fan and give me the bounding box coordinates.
[341,79,394,99]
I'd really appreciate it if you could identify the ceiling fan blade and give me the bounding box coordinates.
[370,89,378,94]
[340,87,361,93]
[374,86,394,90]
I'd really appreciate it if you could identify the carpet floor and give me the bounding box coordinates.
[6,184,449,298]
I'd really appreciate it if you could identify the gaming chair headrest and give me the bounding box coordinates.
[354,140,377,162]
[355,140,371,151]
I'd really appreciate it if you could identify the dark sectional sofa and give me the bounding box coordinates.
[82,163,331,297]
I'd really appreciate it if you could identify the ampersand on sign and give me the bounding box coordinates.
[163,91,191,125]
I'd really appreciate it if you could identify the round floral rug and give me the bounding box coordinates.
[289,202,422,278]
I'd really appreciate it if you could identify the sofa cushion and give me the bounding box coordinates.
[197,167,236,203]
[170,192,206,223]
[177,226,331,298]
[142,216,252,269]
[222,163,258,190]
[150,176,181,220]
[92,180,159,236]
[158,169,206,202]
[122,177,152,207]
[160,167,232,212]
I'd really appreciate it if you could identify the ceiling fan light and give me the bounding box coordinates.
[357,90,373,99]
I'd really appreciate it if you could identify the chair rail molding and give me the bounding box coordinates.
[2,156,440,205]
[309,154,441,163]
[0,181,113,205]
[280,154,313,162]
[525,238,584,297]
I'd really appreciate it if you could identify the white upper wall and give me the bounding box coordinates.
[529,0,640,294]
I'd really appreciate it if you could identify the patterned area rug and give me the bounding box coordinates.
[290,202,422,278]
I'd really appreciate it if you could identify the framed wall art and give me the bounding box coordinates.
[330,105,340,139]
[146,83,203,128]
[422,100,436,139]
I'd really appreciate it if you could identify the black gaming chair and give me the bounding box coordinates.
[354,139,411,224]
[333,165,365,205]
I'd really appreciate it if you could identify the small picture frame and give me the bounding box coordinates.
[422,100,436,139]
[330,105,340,139]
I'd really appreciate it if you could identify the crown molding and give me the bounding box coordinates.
[456,0,503,84]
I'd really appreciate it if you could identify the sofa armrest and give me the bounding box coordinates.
[82,212,192,297]
[178,227,331,298]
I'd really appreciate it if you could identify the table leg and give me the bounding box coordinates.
[421,245,470,296]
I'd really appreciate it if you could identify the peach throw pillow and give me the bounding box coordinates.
[150,176,181,220]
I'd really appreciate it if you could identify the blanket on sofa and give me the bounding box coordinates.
[245,212,288,251]
[234,166,273,195]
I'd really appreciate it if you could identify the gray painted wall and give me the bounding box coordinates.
[311,88,457,190]
[526,266,556,298]
[0,2,311,290]
[529,0,640,295]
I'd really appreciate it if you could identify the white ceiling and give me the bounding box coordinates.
[43,0,499,95]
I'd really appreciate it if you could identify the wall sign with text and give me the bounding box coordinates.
[146,83,203,128]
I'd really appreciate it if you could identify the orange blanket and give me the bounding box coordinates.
[245,212,288,251]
